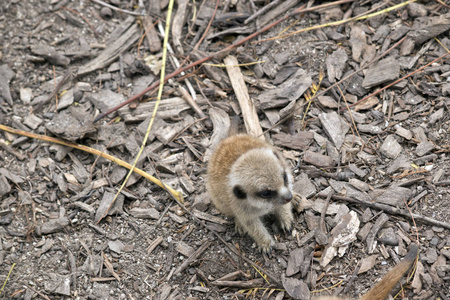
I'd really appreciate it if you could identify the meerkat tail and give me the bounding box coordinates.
[360,243,418,300]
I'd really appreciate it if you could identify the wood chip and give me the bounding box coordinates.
[224,55,263,138]
[319,111,346,149]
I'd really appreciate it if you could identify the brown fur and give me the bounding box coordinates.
[315,244,418,300]
[207,134,294,253]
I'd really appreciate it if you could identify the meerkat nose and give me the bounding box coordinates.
[282,191,293,203]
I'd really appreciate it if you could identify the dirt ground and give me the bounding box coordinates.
[0,0,449,299]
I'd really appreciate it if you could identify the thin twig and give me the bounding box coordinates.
[331,195,450,230]
[90,0,145,16]
[244,0,281,24]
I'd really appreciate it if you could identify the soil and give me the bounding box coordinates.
[0,1,449,300]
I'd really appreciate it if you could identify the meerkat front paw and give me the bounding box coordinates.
[257,236,275,254]
[235,221,245,235]
[275,203,294,233]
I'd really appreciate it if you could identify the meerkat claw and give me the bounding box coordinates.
[277,218,292,233]
[258,242,273,255]
[235,223,245,235]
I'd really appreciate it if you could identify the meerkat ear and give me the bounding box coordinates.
[272,149,284,163]
[233,185,246,199]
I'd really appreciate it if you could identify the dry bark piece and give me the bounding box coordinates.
[357,123,383,134]
[303,151,335,168]
[379,135,402,159]
[311,198,343,216]
[293,173,316,198]
[348,164,367,178]
[395,126,413,140]
[89,90,126,117]
[210,278,264,288]
[168,212,188,224]
[171,0,189,54]
[349,25,366,62]
[46,107,96,141]
[154,121,185,145]
[362,56,400,89]
[415,140,435,157]
[378,227,398,246]
[97,123,127,148]
[56,88,74,111]
[175,241,194,257]
[357,222,373,241]
[129,207,160,220]
[257,68,312,110]
[272,131,314,150]
[286,248,304,276]
[36,239,54,257]
[259,0,301,26]
[31,43,70,66]
[318,95,339,108]
[118,97,194,122]
[19,115,39,133]
[372,186,413,207]
[77,23,140,76]
[192,209,228,225]
[408,12,450,46]
[352,96,379,112]
[142,15,161,52]
[35,217,70,235]
[273,66,297,84]
[94,191,125,223]
[366,213,390,254]
[224,55,263,138]
[320,211,360,267]
[20,87,33,104]
[326,48,348,83]
[0,64,15,105]
[44,273,71,296]
[386,153,411,174]
[281,275,310,300]
[319,111,347,149]
[191,52,231,89]
[357,254,379,274]
[0,175,11,197]
[108,240,126,254]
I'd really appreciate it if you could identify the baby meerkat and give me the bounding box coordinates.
[315,243,418,300]
[207,134,294,253]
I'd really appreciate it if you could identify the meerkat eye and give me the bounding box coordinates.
[283,172,290,185]
[233,185,247,199]
[258,190,277,199]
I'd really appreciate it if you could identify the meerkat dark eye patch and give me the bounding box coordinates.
[257,190,277,199]
[283,171,289,185]
[233,185,247,199]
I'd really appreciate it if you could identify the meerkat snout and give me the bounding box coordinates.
[207,134,295,253]
[280,187,293,203]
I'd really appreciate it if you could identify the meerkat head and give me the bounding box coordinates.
[228,148,293,210]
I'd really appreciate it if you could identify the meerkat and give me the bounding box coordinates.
[207,134,294,253]
[315,243,419,300]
